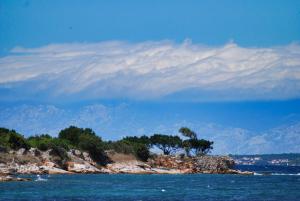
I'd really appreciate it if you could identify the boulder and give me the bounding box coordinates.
[107,161,155,174]
[16,148,26,155]
[40,166,72,174]
[72,149,82,156]
[0,175,31,182]
[28,148,41,157]
[66,161,102,173]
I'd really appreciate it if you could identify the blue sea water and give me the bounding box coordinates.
[0,166,300,201]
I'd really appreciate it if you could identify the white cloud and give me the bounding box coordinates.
[1,41,300,101]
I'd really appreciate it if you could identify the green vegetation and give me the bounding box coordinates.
[0,126,214,164]
[103,136,150,161]
[59,126,109,165]
[27,134,70,151]
[179,127,214,156]
[0,128,30,151]
[150,134,182,155]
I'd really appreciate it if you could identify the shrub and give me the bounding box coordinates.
[8,132,30,150]
[103,140,150,162]
[0,128,11,148]
[133,143,150,162]
[0,128,30,150]
[78,134,109,165]
[27,135,71,151]
[49,145,69,168]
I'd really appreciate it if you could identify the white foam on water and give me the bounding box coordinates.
[254,172,300,176]
[271,173,300,176]
[161,189,166,192]
[35,175,48,182]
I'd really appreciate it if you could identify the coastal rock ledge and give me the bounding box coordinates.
[0,148,253,179]
[0,175,31,182]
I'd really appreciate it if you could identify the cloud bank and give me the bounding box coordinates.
[1,41,300,101]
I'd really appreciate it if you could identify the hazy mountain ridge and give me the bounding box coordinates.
[0,104,300,155]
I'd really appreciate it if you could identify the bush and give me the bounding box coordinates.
[28,135,71,151]
[49,145,69,168]
[78,134,109,165]
[0,128,30,150]
[8,132,30,150]
[103,140,150,162]
[38,142,49,151]
[0,128,12,148]
[133,143,150,162]
[51,138,71,151]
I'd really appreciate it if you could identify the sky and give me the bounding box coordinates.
[0,0,300,154]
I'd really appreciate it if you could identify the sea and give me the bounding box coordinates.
[0,165,299,201]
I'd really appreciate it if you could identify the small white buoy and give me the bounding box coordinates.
[161,189,166,192]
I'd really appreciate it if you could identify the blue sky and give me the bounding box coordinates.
[0,0,300,154]
[1,0,300,52]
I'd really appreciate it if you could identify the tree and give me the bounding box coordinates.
[187,138,213,156]
[122,135,151,147]
[58,126,97,146]
[150,134,182,155]
[179,127,197,139]
[179,127,213,156]
[59,126,109,165]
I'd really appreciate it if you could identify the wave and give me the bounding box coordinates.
[254,172,300,176]
[271,173,300,176]
[35,174,48,182]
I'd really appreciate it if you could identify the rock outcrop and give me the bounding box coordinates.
[147,155,244,174]
[0,175,31,182]
[0,148,253,175]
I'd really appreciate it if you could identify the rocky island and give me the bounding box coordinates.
[0,126,252,181]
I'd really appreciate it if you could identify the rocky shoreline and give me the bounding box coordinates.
[0,148,253,181]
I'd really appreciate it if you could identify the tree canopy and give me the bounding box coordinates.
[179,127,197,139]
[150,134,182,155]
[179,127,213,156]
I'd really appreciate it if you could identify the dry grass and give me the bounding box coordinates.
[107,151,137,163]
